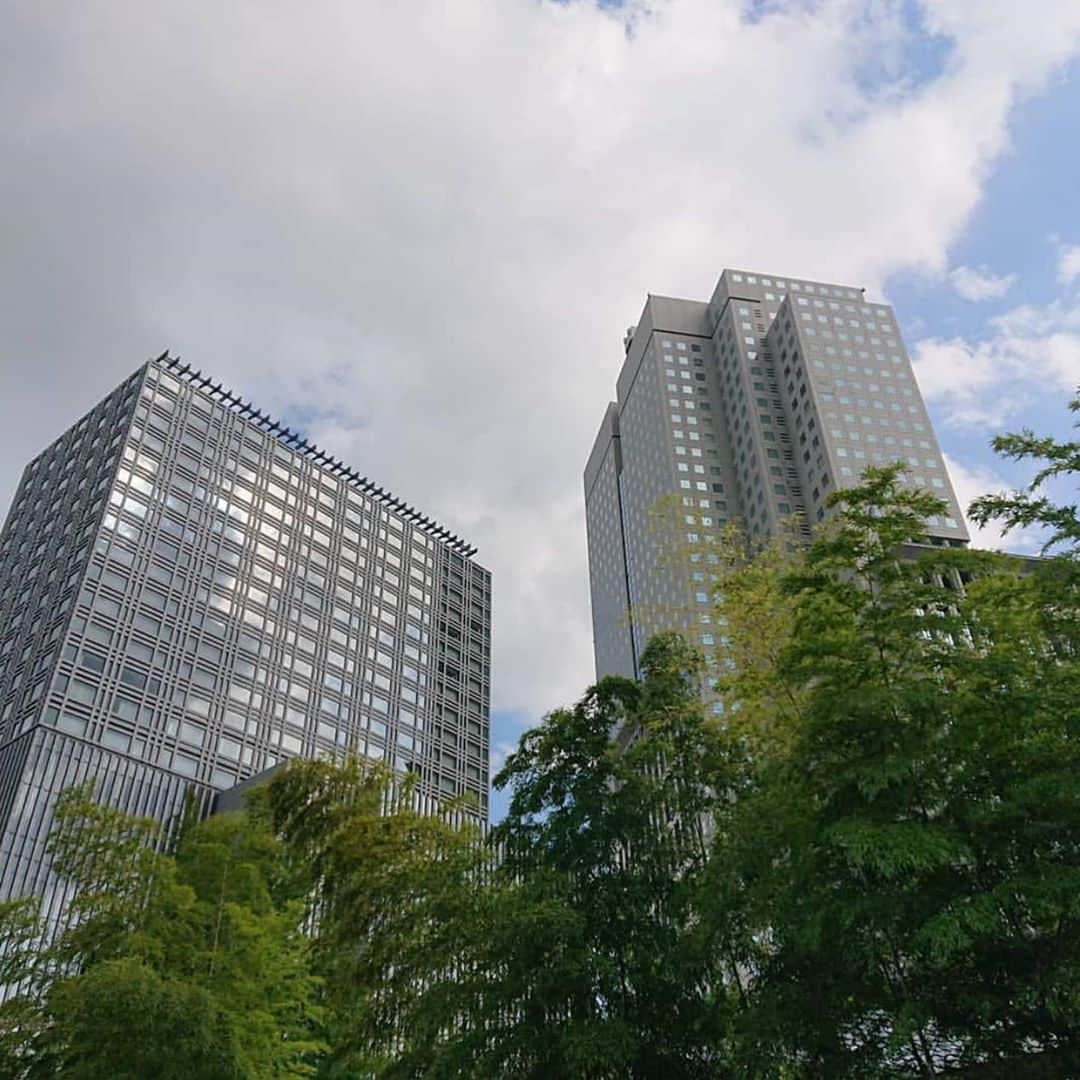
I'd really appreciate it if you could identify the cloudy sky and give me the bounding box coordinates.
[3,1,1079,814]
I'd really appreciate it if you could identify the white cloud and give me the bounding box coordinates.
[2,1,1080,727]
[949,265,1016,301]
[1058,244,1080,285]
[913,291,1080,427]
[912,337,1009,426]
[488,739,519,779]
[942,453,1041,552]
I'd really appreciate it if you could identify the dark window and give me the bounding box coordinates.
[119,666,147,690]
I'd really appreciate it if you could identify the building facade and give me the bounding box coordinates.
[585,268,967,682]
[0,353,491,929]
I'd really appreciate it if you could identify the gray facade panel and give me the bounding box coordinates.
[616,295,711,407]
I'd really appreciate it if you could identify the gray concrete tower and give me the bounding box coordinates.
[585,269,967,686]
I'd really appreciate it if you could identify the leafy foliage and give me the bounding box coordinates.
[2,786,324,1079]
[253,758,489,1079]
[0,897,48,1076]
[706,466,1080,1077]
[483,633,730,1079]
[969,388,1080,555]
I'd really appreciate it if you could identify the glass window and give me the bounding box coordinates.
[68,679,97,705]
[180,721,206,747]
[173,754,199,778]
[102,729,131,753]
[58,712,88,737]
[119,666,147,690]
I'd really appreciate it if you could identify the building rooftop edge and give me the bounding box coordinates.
[153,351,480,560]
[715,267,870,300]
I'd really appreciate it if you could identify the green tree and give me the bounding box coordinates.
[255,757,489,1079]
[482,633,731,1079]
[38,784,324,1079]
[255,656,732,1079]
[705,466,1080,1077]
[969,387,1080,714]
[0,898,48,1078]
[707,526,806,758]
[3,397,1077,1079]
[969,388,1080,556]
[43,957,243,1080]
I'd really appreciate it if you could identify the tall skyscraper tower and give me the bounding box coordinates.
[0,353,491,926]
[585,269,967,682]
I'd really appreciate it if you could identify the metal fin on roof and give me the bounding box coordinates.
[152,352,479,559]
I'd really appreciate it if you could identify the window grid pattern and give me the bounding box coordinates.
[586,268,969,682]
[0,725,213,937]
[0,355,491,923]
[0,373,139,745]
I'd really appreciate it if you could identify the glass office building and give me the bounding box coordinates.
[0,352,491,929]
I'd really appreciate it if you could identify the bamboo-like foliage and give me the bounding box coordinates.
[1,785,325,1078]
[702,462,1080,1078]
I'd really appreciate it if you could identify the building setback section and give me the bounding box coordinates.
[585,268,969,683]
[584,403,635,680]
[0,352,491,925]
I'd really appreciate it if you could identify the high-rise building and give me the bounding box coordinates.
[0,352,491,929]
[585,269,967,681]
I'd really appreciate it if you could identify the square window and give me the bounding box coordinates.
[69,678,97,705]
